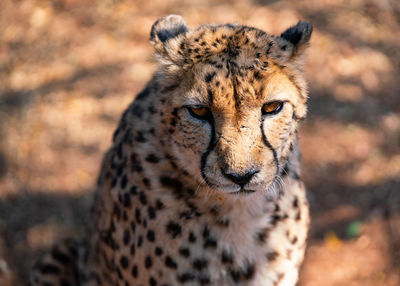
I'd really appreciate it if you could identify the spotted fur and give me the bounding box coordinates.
[30,15,312,286]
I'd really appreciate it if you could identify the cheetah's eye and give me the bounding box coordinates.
[262,101,284,116]
[187,106,212,120]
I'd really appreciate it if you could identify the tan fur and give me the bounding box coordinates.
[30,15,312,286]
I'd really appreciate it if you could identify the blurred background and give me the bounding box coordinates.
[0,0,399,285]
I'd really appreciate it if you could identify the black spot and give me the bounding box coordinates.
[254,71,262,80]
[111,178,117,188]
[179,210,193,220]
[131,154,143,173]
[207,88,214,104]
[117,143,123,159]
[131,105,144,118]
[202,225,210,239]
[155,199,165,210]
[123,210,128,221]
[61,279,71,286]
[146,154,161,163]
[148,105,157,114]
[139,192,148,205]
[166,221,182,238]
[130,221,136,233]
[51,249,70,265]
[149,277,157,286]
[266,41,273,54]
[155,246,163,256]
[136,86,150,100]
[205,72,216,83]
[242,262,255,280]
[170,118,177,127]
[177,272,196,282]
[109,221,117,235]
[204,237,217,248]
[216,218,230,227]
[276,272,285,283]
[135,131,147,143]
[295,211,301,220]
[165,256,178,269]
[40,263,60,274]
[123,229,131,245]
[209,206,219,216]
[199,274,211,285]
[130,244,135,255]
[266,251,278,261]
[137,235,143,247]
[160,176,183,196]
[179,247,190,258]
[188,232,197,243]
[145,256,153,268]
[291,236,298,244]
[143,178,151,187]
[230,269,240,283]
[293,196,299,208]
[148,205,156,219]
[202,225,217,248]
[131,265,138,277]
[256,228,269,243]
[122,192,131,208]
[147,230,155,242]
[171,108,179,117]
[120,256,129,269]
[221,250,233,264]
[193,258,208,271]
[135,208,142,224]
[271,214,281,226]
[116,267,123,279]
[130,186,138,195]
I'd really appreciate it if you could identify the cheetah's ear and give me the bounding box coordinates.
[279,21,312,59]
[150,15,188,65]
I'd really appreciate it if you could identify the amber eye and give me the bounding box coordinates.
[187,106,211,120]
[262,101,284,115]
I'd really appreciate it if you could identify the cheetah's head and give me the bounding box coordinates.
[151,15,312,196]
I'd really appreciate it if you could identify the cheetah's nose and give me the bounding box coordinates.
[221,169,259,187]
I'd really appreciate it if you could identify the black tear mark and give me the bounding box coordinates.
[260,120,279,176]
[200,118,217,187]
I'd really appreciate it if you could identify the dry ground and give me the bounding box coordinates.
[0,0,399,285]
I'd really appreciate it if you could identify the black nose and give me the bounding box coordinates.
[222,169,259,187]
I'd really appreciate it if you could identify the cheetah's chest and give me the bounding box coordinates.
[104,181,309,286]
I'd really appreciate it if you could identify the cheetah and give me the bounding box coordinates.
[30,15,312,286]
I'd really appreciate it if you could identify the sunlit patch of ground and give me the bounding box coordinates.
[0,0,399,285]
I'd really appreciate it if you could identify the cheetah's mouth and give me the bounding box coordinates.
[230,188,256,195]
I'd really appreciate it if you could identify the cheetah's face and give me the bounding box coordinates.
[168,65,305,195]
[151,15,312,195]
